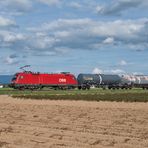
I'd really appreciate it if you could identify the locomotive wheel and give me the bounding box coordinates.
[19,86,25,91]
[60,87,65,90]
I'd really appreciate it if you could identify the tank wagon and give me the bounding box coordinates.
[77,74,122,90]
[11,71,78,90]
[121,75,148,89]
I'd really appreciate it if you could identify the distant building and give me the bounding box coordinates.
[0,84,3,88]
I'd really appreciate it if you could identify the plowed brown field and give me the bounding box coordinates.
[0,95,148,148]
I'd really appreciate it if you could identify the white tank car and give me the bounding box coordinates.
[136,75,148,84]
[121,75,135,85]
[121,75,148,89]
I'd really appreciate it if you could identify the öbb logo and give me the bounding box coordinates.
[59,78,66,83]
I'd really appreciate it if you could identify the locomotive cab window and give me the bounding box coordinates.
[12,76,17,81]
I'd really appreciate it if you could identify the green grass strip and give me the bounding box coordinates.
[12,92,148,102]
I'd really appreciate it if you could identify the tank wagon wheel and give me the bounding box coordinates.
[86,85,90,90]
[102,86,105,90]
[108,86,112,90]
[82,87,86,90]
[82,87,85,90]
[87,87,90,90]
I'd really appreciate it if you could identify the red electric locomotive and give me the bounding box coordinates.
[11,71,78,90]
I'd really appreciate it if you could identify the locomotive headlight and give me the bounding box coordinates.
[20,76,24,79]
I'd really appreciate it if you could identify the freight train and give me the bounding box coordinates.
[10,70,148,90]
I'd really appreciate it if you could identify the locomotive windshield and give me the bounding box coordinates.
[12,74,17,81]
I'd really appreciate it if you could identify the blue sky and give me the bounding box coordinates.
[0,0,148,75]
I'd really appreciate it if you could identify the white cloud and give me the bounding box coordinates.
[28,18,148,51]
[38,0,60,6]
[54,31,70,38]
[29,35,59,50]
[4,33,25,43]
[96,5,103,13]
[103,37,114,44]
[0,16,16,27]
[132,72,143,75]
[68,2,82,9]
[4,55,19,65]
[96,0,148,16]
[92,68,103,74]
[0,31,25,43]
[0,0,32,12]
[31,18,92,31]
[39,18,147,41]
[91,19,146,39]
[1,18,148,57]
[92,68,125,74]
[109,69,125,74]
[0,30,26,49]
[119,60,127,66]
